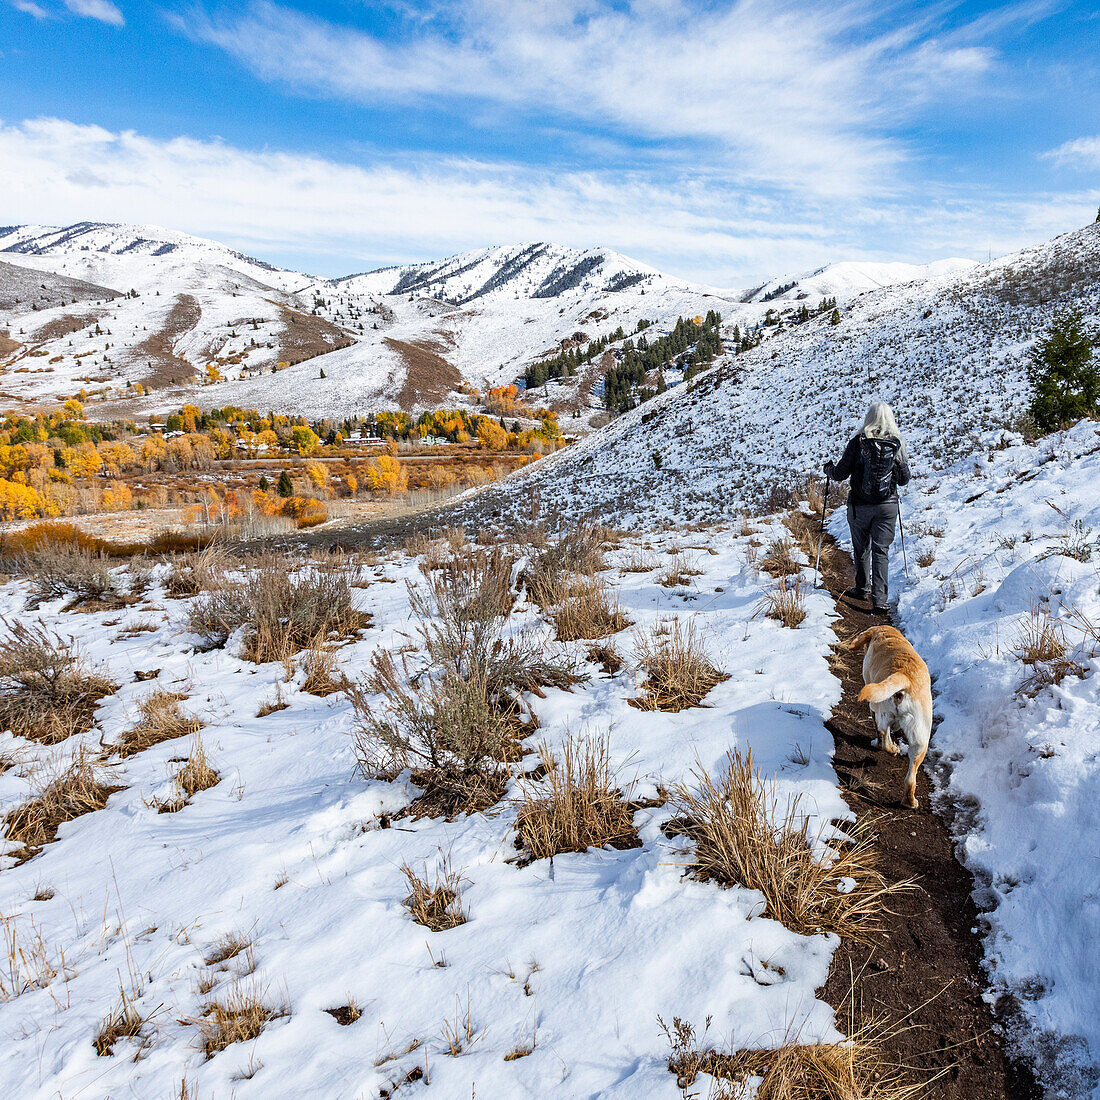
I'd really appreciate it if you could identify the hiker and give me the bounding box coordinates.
[824,402,910,614]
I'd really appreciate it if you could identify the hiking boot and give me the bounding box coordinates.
[844,587,869,601]
[871,603,890,615]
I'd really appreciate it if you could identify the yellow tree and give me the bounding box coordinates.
[365,454,407,495]
[290,426,319,455]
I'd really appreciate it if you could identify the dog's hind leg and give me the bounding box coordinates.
[872,707,900,754]
[903,747,927,809]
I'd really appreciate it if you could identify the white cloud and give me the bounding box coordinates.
[1,116,1092,285]
[63,0,124,25]
[1042,135,1100,169]
[180,0,1012,202]
[10,1,50,16]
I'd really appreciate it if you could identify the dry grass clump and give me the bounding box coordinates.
[0,911,68,998]
[5,753,120,855]
[916,548,936,568]
[657,563,704,588]
[93,991,144,1056]
[113,689,201,758]
[204,931,251,966]
[0,621,118,744]
[1012,609,1067,665]
[782,508,820,557]
[300,645,349,696]
[760,536,802,579]
[1011,609,1088,696]
[197,984,287,1057]
[586,643,623,676]
[662,1015,924,1099]
[187,555,370,663]
[631,620,728,711]
[759,576,808,628]
[17,542,124,609]
[620,549,658,573]
[150,733,220,813]
[164,546,231,598]
[401,857,468,931]
[350,542,579,818]
[552,579,631,641]
[515,732,639,862]
[671,750,903,943]
[524,524,608,607]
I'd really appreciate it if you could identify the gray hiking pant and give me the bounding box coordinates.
[847,500,898,606]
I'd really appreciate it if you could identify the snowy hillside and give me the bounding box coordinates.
[884,420,1100,1098]
[0,224,352,401]
[0,223,309,293]
[0,260,120,313]
[743,258,978,304]
[459,221,1100,527]
[0,222,981,420]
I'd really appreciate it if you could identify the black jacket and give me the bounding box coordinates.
[827,431,911,505]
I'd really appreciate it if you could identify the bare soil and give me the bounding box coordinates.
[386,336,463,406]
[818,532,1040,1099]
[134,293,201,388]
[275,303,353,365]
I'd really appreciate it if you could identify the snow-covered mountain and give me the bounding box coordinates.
[339,241,717,304]
[742,258,977,304]
[0,222,309,293]
[445,219,1100,527]
[0,220,984,420]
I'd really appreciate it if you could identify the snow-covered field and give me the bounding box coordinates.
[850,420,1100,1098]
[0,524,860,1098]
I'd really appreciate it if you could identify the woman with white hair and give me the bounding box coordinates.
[824,402,911,614]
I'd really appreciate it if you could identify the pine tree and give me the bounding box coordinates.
[259,475,270,493]
[830,308,841,326]
[1027,309,1099,433]
[277,470,294,497]
[320,368,326,378]
[1096,205,1100,223]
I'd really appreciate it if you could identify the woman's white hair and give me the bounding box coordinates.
[863,401,902,442]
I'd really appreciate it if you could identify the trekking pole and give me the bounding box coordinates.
[813,475,830,588]
[897,494,910,581]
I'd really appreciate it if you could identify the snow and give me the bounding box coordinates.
[0,221,988,420]
[832,419,1100,1098]
[461,221,1100,529]
[0,525,858,1097]
[746,258,978,304]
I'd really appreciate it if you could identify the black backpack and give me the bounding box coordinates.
[858,435,900,502]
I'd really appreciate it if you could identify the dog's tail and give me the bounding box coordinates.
[858,673,908,704]
[848,628,878,655]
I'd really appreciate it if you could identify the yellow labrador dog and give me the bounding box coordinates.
[849,625,933,809]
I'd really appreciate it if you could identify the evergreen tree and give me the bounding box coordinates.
[277,470,294,497]
[320,368,326,378]
[259,475,270,493]
[1027,309,1099,433]
[830,308,841,326]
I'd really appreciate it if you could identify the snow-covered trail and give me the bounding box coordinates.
[827,420,1100,1099]
[817,531,1040,1099]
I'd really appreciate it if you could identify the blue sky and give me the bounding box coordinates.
[2,0,1098,284]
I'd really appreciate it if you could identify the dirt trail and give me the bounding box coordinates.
[817,534,1040,1098]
